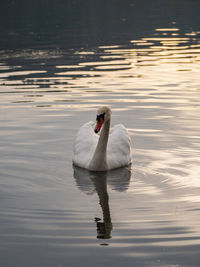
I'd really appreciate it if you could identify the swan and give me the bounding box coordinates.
[73,106,132,171]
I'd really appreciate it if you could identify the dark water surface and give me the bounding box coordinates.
[1,1,200,266]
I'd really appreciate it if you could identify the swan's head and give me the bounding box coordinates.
[94,106,111,133]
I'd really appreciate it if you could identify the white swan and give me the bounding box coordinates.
[73,106,132,171]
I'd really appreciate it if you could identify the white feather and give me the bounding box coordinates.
[73,110,132,171]
[107,124,132,169]
[73,121,98,169]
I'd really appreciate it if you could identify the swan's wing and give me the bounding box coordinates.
[107,124,132,169]
[73,121,98,169]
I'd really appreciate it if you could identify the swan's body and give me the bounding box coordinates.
[73,106,132,171]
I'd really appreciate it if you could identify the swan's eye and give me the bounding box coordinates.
[96,113,105,122]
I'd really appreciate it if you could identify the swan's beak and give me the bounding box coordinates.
[94,118,104,133]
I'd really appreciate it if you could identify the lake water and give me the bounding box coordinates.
[1,1,200,266]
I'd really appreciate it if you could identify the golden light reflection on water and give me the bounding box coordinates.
[155,28,180,32]
[1,28,200,194]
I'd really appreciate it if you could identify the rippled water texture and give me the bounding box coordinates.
[1,2,200,267]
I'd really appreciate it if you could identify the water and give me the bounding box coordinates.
[1,1,200,266]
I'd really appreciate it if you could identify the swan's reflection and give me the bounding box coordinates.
[73,165,131,239]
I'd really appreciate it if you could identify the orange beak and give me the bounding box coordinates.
[94,117,104,133]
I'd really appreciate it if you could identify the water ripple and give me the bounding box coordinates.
[1,27,200,267]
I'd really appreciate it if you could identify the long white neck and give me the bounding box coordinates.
[89,119,110,171]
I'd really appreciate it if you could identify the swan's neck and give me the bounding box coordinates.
[89,119,110,171]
